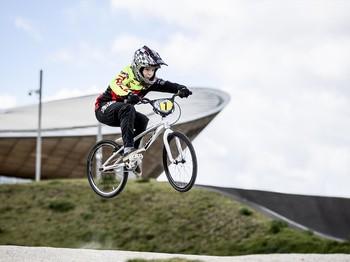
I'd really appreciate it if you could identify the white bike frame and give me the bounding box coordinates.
[99,116,182,172]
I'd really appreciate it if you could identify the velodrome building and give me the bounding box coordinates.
[0,87,230,180]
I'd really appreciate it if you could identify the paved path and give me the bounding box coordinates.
[1,246,350,262]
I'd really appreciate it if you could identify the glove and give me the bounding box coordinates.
[127,92,140,104]
[178,86,191,98]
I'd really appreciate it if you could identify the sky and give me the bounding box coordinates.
[1,0,350,198]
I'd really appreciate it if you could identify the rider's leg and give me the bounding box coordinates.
[95,102,122,127]
[118,104,136,151]
[132,113,148,176]
[96,102,146,157]
[134,112,149,149]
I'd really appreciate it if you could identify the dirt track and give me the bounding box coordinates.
[1,246,350,262]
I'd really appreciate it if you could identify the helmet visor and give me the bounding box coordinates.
[143,45,168,66]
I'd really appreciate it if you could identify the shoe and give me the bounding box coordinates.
[123,148,145,161]
[134,164,142,177]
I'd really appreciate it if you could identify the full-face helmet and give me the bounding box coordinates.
[131,45,168,86]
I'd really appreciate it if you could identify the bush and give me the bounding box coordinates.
[239,207,253,216]
[269,220,288,234]
[48,201,75,212]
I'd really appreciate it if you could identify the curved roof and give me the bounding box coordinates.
[0,87,230,180]
[0,87,229,137]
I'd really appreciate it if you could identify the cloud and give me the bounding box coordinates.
[14,17,43,42]
[112,1,350,86]
[47,42,115,67]
[0,94,17,110]
[47,49,74,64]
[194,83,350,197]
[112,34,144,54]
[110,0,235,30]
[44,86,100,102]
[304,37,350,81]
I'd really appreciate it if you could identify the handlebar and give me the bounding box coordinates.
[139,94,174,105]
[138,92,192,118]
[139,91,192,105]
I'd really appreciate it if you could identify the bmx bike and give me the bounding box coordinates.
[86,93,197,198]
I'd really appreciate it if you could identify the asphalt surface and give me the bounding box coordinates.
[201,186,350,241]
[1,246,350,262]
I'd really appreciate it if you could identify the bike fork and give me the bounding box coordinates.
[163,130,183,164]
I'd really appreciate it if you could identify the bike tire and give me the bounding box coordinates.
[162,132,197,192]
[86,140,128,198]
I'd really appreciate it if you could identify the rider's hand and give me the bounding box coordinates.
[178,86,191,98]
[127,92,140,104]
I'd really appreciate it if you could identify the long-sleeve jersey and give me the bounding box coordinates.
[95,65,182,111]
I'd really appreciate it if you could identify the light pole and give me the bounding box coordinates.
[29,70,43,182]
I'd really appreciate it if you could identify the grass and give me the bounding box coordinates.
[0,178,350,256]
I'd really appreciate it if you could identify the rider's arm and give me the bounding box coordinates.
[150,78,186,93]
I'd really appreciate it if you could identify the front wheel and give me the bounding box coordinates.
[86,140,128,198]
[162,132,197,192]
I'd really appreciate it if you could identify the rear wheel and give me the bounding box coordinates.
[162,132,197,192]
[86,140,128,198]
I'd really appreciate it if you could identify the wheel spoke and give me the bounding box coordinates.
[163,132,197,192]
[87,140,128,198]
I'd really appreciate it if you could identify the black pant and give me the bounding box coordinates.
[95,102,149,148]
